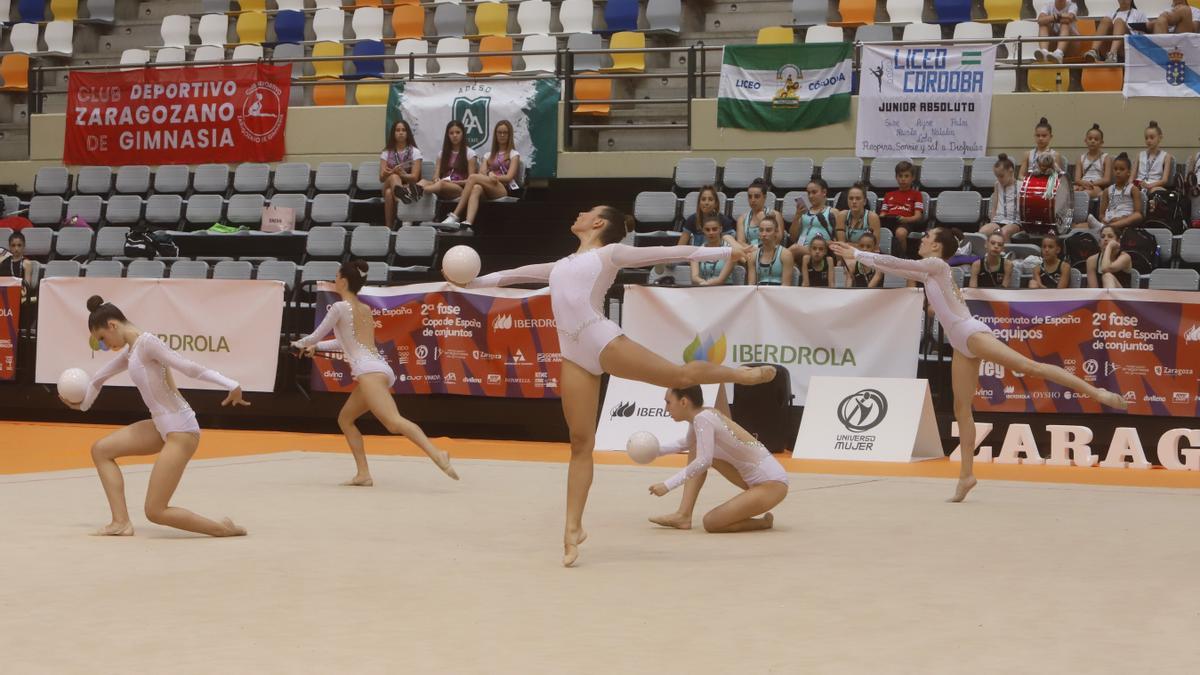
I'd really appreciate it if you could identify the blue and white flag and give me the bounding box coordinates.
[1124,33,1200,98]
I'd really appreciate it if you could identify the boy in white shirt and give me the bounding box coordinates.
[1035,0,1078,64]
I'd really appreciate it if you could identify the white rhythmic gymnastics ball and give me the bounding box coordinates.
[626,431,660,465]
[442,245,481,286]
[57,368,89,404]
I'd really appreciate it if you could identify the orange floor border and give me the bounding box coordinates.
[3,421,1199,488]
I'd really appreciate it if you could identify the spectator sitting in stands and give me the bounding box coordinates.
[801,236,835,287]
[0,231,33,298]
[1019,117,1066,179]
[1073,124,1111,199]
[1083,152,1143,234]
[970,233,1014,288]
[1151,0,1199,34]
[735,179,785,249]
[1034,0,1078,64]
[1133,120,1173,199]
[788,177,842,260]
[842,182,881,245]
[877,161,924,256]
[380,120,423,228]
[747,218,794,286]
[1086,0,1146,63]
[420,120,477,210]
[846,232,883,288]
[1087,225,1134,288]
[443,120,522,229]
[1030,235,1071,288]
[679,184,738,248]
[690,214,738,286]
[980,154,1020,242]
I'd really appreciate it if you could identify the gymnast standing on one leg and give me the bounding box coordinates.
[292,260,458,486]
[62,295,249,537]
[829,230,1129,503]
[466,205,776,566]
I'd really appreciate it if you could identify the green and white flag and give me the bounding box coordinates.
[387,79,560,178]
[717,43,852,132]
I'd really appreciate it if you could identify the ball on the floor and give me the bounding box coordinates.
[442,245,481,285]
[626,431,660,465]
[57,368,89,404]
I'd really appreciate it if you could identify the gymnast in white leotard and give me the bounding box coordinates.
[61,295,249,538]
[292,260,458,486]
[466,205,778,566]
[829,230,1128,503]
[647,386,788,533]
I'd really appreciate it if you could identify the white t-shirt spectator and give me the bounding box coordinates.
[482,150,522,191]
[437,147,477,181]
[1037,0,1078,18]
[1110,7,1147,24]
[380,146,422,171]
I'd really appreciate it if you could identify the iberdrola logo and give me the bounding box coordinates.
[683,333,726,364]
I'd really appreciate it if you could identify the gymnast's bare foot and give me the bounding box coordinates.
[1098,390,1129,411]
[736,366,777,386]
[341,474,374,487]
[761,512,774,529]
[219,517,247,537]
[947,476,978,503]
[649,512,692,530]
[431,449,460,481]
[91,521,133,536]
[563,528,587,567]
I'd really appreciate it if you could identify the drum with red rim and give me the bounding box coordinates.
[1018,173,1069,234]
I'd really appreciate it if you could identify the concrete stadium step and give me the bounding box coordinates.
[0,125,30,161]
[138,1,206,21]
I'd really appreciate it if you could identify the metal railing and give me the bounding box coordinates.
[25,34,1129,156]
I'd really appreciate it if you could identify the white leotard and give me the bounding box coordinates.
[1078,152,1108,183]
[293,300,396,386]
[854,250,992,358]
[81,333,240,440]
[1137,149,1168,184]
[1104,182,1136,221]
[658,409,789,491]
[472,244,731,375]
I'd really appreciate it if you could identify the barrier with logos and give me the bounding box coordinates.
[308,283,561,398]
[35,278,285,392]
[0,277,19,381]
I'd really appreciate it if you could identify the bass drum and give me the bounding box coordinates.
[1018,173,1070,234]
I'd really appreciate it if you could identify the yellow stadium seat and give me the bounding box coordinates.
[238,0,266,12]
[1027,67,1069,92]
[392,5,425,41]
[356,80,390,105]
[472,35,513,76]
[312,41,345,79]
[757,27,795,45]
[834,0,876,26]
[604,31,645,73]
[982,0,1022,22]
[573,73,611,115]
[51,0,78,21]
[237,11,268,45]
[0,54,30,92]
[472,2,510,38]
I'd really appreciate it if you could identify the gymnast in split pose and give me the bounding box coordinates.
[292,260,458,486]
[647,386,788,533]
[62,295,249,537]
[466,205,776,566]
[829,229,1129,503]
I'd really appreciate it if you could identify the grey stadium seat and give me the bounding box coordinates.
[186,194,226,227]
[970,156,1000,190]
[681,191,727,219]
[43,260,81,278]
[34,166,70,195]
[95,227,130,257]
[770,157,815,191]
[1147,268,1199,290]
[54,227,94,258]
[633,192,679,229]
[314,162,353,193]
[674,158,718,190]
[306,226,347,259]
[153,165,191,194]
[394,225,436,260]
[21,227,53,257]
[269,193,309,225]
[29,196,65,226]
[213,260,253,280]
[821,157,865,189]
[256,260,298,290]
[104,196,143,225]
[272,162,311,194]
[792,0,828,26]
[311,194,351,226]
[85,260,124,277]
[350,225,391,259]
[396,194,436,225]
[566,33,604,72]
[1178,229,1200,265]
[366,260,389,283]
[226,194,266,225]
[66,195,104,225]
[127,260,166,278]
[355,161,384,196]
[76,166,113,196]
[233,163,271,194]
[115,165,152,195]
[145,195,184,226]
[933,191,983,228]
[721,158,766,191]
[170,260,210,279]
[868,157,913,190]
[1144,228,1176,263]
[919,157,966,190]
[193,164,231,194]
[301,260,341,284]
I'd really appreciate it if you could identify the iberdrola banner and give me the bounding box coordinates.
[1123,33,1200,98]
[386,80,559,177]
[717,43,852,132]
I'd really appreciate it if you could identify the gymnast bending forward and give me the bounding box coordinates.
[468,205,776,566]
[829,230,1128,503]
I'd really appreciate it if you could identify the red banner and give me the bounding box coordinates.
[65,63,290,166]
[965,288,1200,417]
[309,283,562,398]
[0,278,20,380]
